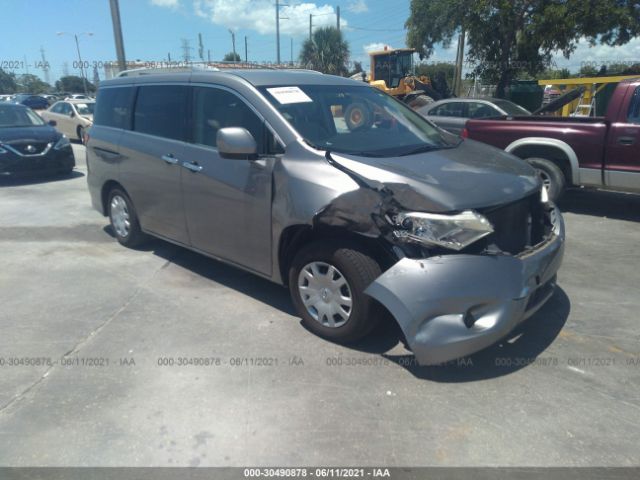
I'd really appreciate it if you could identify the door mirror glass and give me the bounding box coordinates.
[217,127,258,159]
[48,120,57,126]
[69,110,75,118]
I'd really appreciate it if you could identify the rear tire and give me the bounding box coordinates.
[344,102,372,131]
[107,188,146,248]
[289,241,383,343]
[526,157,566,202]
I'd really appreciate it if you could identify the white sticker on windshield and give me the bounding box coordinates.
[266,86,312,104]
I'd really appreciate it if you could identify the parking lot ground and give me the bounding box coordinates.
[0,144,639,466]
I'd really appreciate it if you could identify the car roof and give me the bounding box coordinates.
[66,99,95,103]
[101,68,365,88]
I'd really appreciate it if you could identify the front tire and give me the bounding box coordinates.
[526,157,566,202]
[289,241,382,343]
[107,188,146,247]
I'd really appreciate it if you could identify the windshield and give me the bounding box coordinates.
[0,104,45,127]
[74,103,95,115]
[259,84,454,157]
[493,99,531,116]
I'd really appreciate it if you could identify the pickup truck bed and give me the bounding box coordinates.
[464,78,640,201]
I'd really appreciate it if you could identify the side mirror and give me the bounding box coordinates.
[216,127,258,160]
[69,111,75,118]
[48,120,57,127]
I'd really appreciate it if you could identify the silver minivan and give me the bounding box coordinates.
[87,69,565,365]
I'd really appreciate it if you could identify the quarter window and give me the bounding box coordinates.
[133,85,189,141]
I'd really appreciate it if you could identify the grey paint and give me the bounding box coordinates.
[365,206,565,365]
[417,98,520,135]
[216,127,258,157]
[87,70,564,364]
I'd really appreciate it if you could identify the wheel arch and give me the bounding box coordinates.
[506,137,579,186]
[100,180,126,216]
[277,224,396,287]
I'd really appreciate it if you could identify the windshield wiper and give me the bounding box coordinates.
[398,145,442,156]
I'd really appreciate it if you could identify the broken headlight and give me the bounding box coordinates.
[392,210,494,251]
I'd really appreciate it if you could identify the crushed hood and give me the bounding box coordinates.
[329,139,540,213]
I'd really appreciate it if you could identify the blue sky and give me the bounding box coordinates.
[1,0,639,84]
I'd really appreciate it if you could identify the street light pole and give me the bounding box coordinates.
[74,35,89,96]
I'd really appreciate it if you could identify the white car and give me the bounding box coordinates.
[64,94,91,101]
[0,94,14,102]
[40,100,94,143]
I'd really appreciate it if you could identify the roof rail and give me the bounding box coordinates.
[116,61,292,77]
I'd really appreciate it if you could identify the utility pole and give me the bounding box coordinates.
[109,0,127,73]
[309,14,313,41]
[198,33,204,61]
[57,32,92,95]
[290,37,293,65]
[244,36,248,63]
[180,38,192,62]
[336,6,340,31]
[168,52,171,62]
[229,30,236,61]
[453,29,465,96]
[40,47,50,85]
[207,49,211,62]
[62,62,69,77]
[276,0,280,64]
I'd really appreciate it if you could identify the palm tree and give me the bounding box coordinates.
[299,27,350,76]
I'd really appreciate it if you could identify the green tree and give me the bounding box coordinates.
[223,52,241,62]
[0,68,17,94]
[348,60,364,76]
[55,75,95,93]
[537,68,572,80]
[299,27,350,76]
[16,74,51,94]
[406,0,640,98]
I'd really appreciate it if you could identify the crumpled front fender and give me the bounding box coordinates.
[365,209,565,365]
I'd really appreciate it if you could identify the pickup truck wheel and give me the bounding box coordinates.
[289,241,382,343]
[526,157,566,202]
[108,188,147,248]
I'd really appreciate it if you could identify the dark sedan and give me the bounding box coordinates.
[11,94,50,110]
[0,103,75,177]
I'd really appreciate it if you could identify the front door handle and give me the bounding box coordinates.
[161,154,179,165]
[182,161,203,173]
[617,137,635,146]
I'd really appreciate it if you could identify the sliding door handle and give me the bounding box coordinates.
[161,154,179,165]
[182,161,203,173]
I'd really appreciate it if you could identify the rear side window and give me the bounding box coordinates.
[192,87,265,153]
[431,102,465,117]
[627,87,640,124]
[133,85,189,141]
[468,102,499,119]
[94,86,135,129]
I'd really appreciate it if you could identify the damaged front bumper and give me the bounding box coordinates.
[365,206,565,366]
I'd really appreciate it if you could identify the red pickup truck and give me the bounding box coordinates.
[464,78,640,201]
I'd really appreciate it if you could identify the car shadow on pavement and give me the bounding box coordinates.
[382,287,571,382]
[127,235,298,315]
[107,228,570,381]
[0,171,84,187]
[559,188,640,222]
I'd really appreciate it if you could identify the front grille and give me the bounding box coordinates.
[10,142,49,155]
[482,194,546,255]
